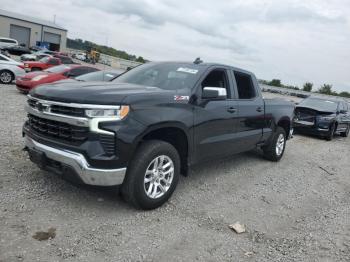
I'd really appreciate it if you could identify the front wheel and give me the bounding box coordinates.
[0,70,14,84]
[326,123,336,141]
[340,124,349,138]
[121,140,180,210]
[262,127,287,162]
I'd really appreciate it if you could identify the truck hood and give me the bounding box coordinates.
[30,82,173,105]
[295,106,335,114]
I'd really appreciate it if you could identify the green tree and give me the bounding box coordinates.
[136,56,145,63]
[318,84,333,95]
[339,91,350,98]
[303,82,313,92]
[268,79,282,87]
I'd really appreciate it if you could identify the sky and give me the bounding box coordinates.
[1,0,349,92]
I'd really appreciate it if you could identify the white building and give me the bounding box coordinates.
[0,9,67,51]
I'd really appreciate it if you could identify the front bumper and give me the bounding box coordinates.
[16,79,36,92]
[25,136,127,186]
[293,120,331,135]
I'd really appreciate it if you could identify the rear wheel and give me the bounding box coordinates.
[340,124,349,137]
[262,127,286,162]
[121,140,180,210]
[0,70,14,84]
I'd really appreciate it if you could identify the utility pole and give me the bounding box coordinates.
[53,14,56,24]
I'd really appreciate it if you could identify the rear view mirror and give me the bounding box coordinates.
[202,87,227,99]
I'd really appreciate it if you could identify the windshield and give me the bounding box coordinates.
[76,71,123,82]
[112,62,204,91]
[44,65,70,73]
[39,56,50,63]
[299,98,338,112]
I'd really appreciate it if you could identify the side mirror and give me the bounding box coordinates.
[202,87,227,99]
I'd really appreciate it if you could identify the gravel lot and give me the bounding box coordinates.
[1,83,350,262]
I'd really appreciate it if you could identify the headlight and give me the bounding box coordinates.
[85,105,129,120]
[32,75,48,81]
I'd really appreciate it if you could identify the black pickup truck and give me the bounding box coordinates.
[23,61,294,209]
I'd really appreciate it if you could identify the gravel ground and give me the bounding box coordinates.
[0,84,350,262]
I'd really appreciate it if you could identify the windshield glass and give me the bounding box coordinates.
[112,62,204,91]
[300,98,338,112]
[76,71,122,81]
[44,65,70,73]
[39,56,50,63]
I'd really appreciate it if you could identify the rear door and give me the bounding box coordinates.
[231,70,265,151]
[193,67,239,162]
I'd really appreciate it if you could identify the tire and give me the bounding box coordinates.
[121,140,180,210]
[262,127,287,162]
[340,124,349,138]
[326,123,336,141]
[0,70,14,84]
[31,67,41,72]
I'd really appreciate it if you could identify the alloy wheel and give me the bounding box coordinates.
[275,133,285,156]
[144,155,174,199]
[0,71,12,83]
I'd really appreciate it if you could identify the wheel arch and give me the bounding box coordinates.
[135,122,191,175]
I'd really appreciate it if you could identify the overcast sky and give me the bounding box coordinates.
[2,0,349,92]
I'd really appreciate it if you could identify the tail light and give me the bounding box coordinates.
[18,64,25,69]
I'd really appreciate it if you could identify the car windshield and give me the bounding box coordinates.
[299,98,338,112]
[44,65,70,73]
[76,71,123,82]
[112,62,204,91]
[39,56,50,63]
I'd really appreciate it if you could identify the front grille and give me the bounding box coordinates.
[28,99,85,117]
[50,105,85,117]
[28,99,36,107]
[28,114,89,142]
[99,134,116,156]
[295,109,315,123]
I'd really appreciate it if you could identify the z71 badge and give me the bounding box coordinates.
[174,95,189,101]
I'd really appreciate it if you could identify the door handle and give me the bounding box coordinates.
[227,107,237,113]
[256,107,263,112]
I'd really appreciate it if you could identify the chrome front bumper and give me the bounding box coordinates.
[25,136,126,186]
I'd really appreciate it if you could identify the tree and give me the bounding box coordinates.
[339,91,350,98]
[136,56,145,63]
[318,84,333,95]
[268,79,282,87]
[303,82,313,92]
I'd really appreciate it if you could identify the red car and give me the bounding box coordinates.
[16,64,99,93]
[23,56,74,72]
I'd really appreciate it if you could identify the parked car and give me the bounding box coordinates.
[0,63,26,84]
[21,50,56,61]
[23,55,75,72]
[75,53,86,61]
[2,45,31,55]
[16,64,99,93]
[0,37,18,49]
[22,61,295,209]
[53,55,75,64]
[294,97,350,140]
[0,53,23,66]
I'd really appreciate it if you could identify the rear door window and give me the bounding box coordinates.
[233,71,256,99]
[48,58,60,65]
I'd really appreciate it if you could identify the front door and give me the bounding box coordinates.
[193,68,239,162]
